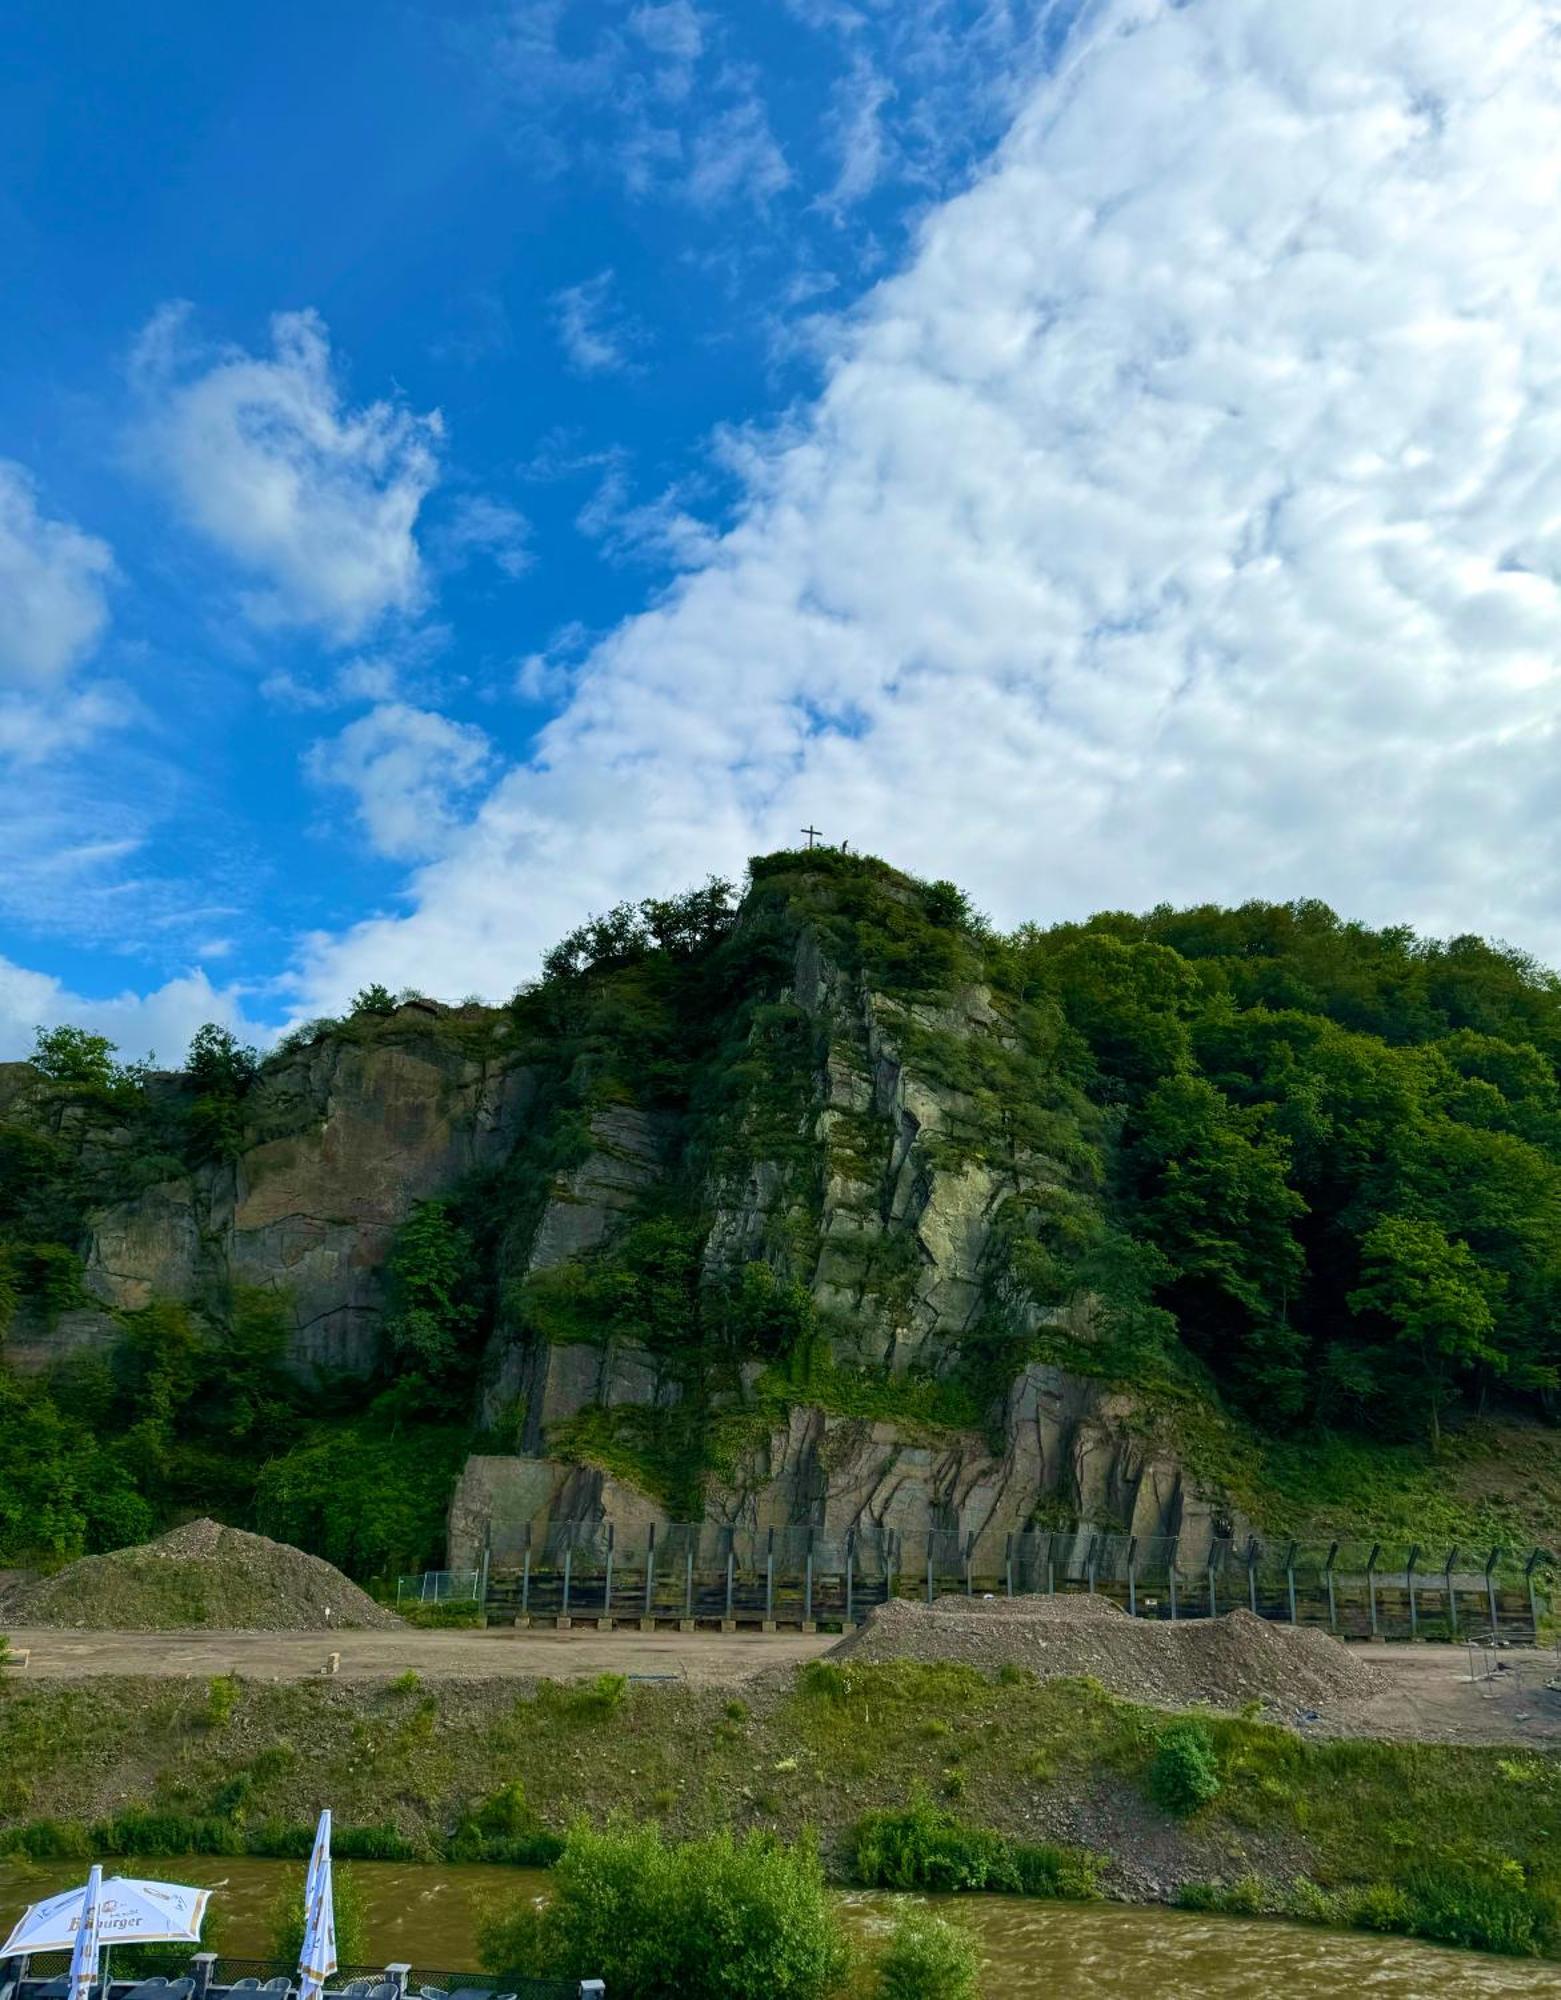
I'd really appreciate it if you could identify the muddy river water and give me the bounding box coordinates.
[3,1857,1557,1997]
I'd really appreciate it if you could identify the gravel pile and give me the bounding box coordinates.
[828,1592,1381,1711]
[2,1519,401,1631]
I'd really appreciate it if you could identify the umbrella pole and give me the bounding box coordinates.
[101,1943,111,1999]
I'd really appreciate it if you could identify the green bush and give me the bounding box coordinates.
[478,1821,850,1999]
[1148,1720,1222,1816]
[399,1600,484,1628]
[851,1798,1102,1900]
[538,1672,628,1721]
[875,1909,980,1999]
[268,1861,367,1964]
[1397,1859,1560,1957]
[202,1674,240,1729]
[449,1782,565,1866]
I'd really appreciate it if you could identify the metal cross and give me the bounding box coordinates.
[800,825,822,849]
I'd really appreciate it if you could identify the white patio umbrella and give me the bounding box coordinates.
[1,1878,210,1958]
[65,1867,102,2000]
[297,1810,337,2000]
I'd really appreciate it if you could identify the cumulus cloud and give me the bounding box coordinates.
[0,462,114,682]
[0,955,257,1065]
[294,0,1561,1010]
[306,701,495,861]
[130,304,443,643]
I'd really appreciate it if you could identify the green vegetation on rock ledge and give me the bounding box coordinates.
[5,847,1561,1569]
[0,1663,1558,1961]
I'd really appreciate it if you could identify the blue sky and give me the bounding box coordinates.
[5,0,1561,1059]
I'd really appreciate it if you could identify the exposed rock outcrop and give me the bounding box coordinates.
[80,1021,534,1373]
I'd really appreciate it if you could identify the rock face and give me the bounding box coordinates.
[448,1364,1229,1571]
[4,859,1232,1561]
[79,1017,534,1373]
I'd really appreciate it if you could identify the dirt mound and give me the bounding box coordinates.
[828,1592,1381,1712]
[2,1519,401,1631]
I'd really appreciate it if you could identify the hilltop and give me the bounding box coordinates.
[2,847,1559,1579]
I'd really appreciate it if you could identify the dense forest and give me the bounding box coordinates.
[2,848,1559,1576]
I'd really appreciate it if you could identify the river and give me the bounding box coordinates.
[2,1858,1557,1997]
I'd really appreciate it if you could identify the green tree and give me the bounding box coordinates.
[381,1200,482,1407]
[351,984,397,1017]
[186,1023,258,1095]
[1131,1070,1309,1412]
[31,1024,121,1090]
[1349,1216,1507,1448]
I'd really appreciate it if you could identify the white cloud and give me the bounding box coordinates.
[431,494,533,579]
[819,54,894,212]
[0,685,130,764]
[0,956,257,1066]
[306,701,494,861]
[0,462,115,682]
[551,270,640,376]
[686,82,790,208]
[130,304,442,643]
[294,0,1561,1010]
[630,2,704,65]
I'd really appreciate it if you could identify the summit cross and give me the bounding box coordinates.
[801,825,822,849]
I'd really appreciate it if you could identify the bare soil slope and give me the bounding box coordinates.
[0,1519,400,1631]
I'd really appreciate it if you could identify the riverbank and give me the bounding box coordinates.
[3,1858,1557,1998]
[0,1660,1558,1956]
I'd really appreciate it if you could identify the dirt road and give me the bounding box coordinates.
[0,1623,833,1685]
[4,1626,1558,1747]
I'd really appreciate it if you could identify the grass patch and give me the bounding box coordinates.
[0,1665,1558,1959]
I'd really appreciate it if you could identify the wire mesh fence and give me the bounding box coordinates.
[395,1571,481,1606]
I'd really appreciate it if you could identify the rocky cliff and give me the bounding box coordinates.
[1,852,1230,1563]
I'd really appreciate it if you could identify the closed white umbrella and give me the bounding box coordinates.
[1,1879,210,1958]
[65,1867,102,2000]
[297,1810,337,2000]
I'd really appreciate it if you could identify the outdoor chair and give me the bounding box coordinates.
[362,1984,397,2000]
[259,1982,291,1994]
[229,1981,263,1992]
[338,1984,376,1996]
[120,1980,192,2000]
